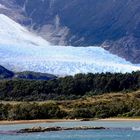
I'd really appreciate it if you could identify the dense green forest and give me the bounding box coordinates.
[0,72,140,101]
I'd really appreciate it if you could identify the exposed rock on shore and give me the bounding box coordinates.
[18,126,106,133]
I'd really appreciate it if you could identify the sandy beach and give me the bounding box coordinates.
[0,118,140,125]
[0,119,82,125]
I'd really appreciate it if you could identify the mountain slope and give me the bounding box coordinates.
[0,0,139,63]
[14,71,56,80]
[0,65,14,79]
[0,65,56,80]
[0,14,140,76]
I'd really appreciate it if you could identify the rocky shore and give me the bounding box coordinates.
[18,126,106,133]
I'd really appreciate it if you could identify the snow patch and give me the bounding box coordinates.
[0,3,8,9]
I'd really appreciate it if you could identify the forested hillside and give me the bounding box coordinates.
[0,72,140,101]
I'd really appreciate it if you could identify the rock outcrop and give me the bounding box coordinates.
[18,126,106,133]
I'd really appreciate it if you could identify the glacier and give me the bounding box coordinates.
[0,14,140,76]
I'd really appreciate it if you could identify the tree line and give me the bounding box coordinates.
[0,72,140,101]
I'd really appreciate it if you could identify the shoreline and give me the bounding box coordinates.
[0,118,140,125]
[100,118,140,121]
[0,119,82,125]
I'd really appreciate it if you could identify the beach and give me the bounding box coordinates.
[0,119,82,125]
[0,118,140,125]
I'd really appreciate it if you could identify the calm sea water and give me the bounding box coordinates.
[0,121,140,140]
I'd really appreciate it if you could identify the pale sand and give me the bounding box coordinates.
[0,118,140,125]
[0,119,82,125]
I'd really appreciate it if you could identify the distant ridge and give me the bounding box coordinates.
[0,65,56,80]
[0,65,14,79]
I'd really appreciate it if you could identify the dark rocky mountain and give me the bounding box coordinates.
[14,71,56,80]
[0,65,14,79]
[0,0,139,63]
[0,66,56,80]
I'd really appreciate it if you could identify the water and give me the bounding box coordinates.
[0,121,140,140]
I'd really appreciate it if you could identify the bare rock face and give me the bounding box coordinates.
[102,36,140,64]
[0,0,140,63]
[0,0,29,23]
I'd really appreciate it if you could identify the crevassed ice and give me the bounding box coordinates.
[0,14,140,76]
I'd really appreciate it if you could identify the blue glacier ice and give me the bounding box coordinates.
[0,14,140,76]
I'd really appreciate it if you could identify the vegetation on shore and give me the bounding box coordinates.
[0,72,140,120]
[0,72,140,101]
[0,91,140,120]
